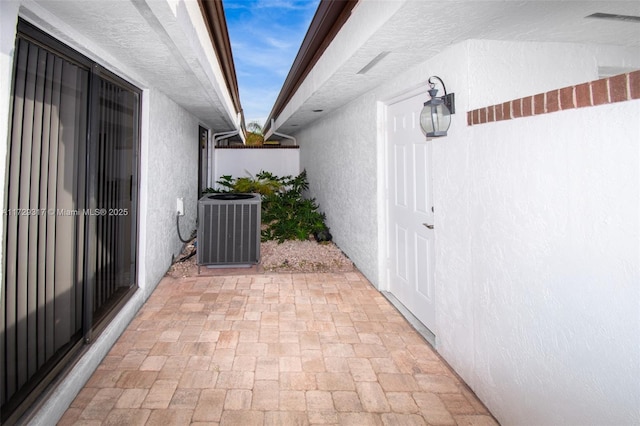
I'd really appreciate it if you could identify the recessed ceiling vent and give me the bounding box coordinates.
[586,12,640,23]
[357,51,391,75]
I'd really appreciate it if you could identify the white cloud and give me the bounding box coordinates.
[265,36,294,50]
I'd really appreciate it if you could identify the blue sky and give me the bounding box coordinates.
[223,0,320,127]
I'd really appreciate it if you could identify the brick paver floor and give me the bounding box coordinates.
[59,271,498,425]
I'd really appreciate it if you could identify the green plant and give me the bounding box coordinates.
[260,171,328,242]
[208,172,282,196]
[205,170,329,243]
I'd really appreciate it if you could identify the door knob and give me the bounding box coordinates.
[422,223,434,229]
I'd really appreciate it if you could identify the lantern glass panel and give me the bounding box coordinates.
[420,103,451,137]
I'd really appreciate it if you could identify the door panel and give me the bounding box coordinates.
[415,235,434,300]
[90,78,138,323]
[394,145,407,207]
[387,93,436,333]
[414,144,431,215]
[395,224,409,281]
[2,37,88,414]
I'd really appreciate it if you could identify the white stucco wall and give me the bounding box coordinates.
[437,40,640,426]
[141,89,199,291]
[458,93,639,426]
[213,148,300,188]
[295,94,379,283]
[293,39,640,425]
[466,41,640,109]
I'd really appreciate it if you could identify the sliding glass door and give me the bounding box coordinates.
[1,20,139,422]
[89,76,139,327]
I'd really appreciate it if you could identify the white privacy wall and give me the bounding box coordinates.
[436,40,639,426]
[293,38,640,425]
[462,97,639,426]
[212,148,300,188]
[441,41,640,426]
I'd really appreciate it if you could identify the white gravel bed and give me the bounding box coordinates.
[168,238,354,277]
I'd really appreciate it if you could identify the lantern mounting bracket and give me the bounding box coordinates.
[428,76,455,114]
[442,93,455,114]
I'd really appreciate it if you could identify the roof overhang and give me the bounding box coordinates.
[263,0,358,137]
[21,0,243,132]
[198,0,243,125]
[266,0,640,137]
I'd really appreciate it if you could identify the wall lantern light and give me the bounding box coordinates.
[420,76,455,138]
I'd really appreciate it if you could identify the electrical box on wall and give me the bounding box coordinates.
[176,197,184,216]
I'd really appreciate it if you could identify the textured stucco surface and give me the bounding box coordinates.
[293,38,640,425]
[295,93,379,285]
[433,41,640,426]
[213,148,300,187]
[142,89,199,292]
[461,99,640,425]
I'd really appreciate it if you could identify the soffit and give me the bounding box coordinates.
[24,0,239,131]
[275,0,640,135]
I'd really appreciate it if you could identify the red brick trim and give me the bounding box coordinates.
[467,70,640,126]
[575,82,591,108]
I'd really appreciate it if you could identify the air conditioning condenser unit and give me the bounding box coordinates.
[197,193,261,270]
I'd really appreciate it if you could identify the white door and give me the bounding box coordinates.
[386,93,436,333]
